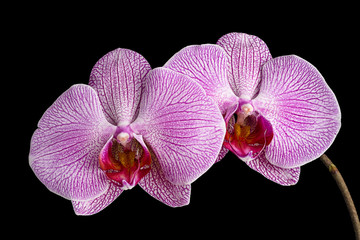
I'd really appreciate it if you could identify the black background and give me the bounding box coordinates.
[9,3,358,239]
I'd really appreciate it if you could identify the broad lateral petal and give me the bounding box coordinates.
[89,48,151,126]
[217,32,272,100]
[72,182,123,215]
[131,68,226,185]
[139,151,191,207]
[252,55,341,168]
[164,44,237,114]
[29,84,116,201]
[246,152,300,186]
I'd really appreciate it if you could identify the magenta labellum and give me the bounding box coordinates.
[224,102,273,161]
[99,130,151,190]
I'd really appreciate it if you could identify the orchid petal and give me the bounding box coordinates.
[252,55,341,168]
[217,32,272,99]
[246,152,300,186]
[89,48,151,126]
[29,84,116,201]
[72,182,123,215]
[131,68,226,185]
[164,44,238,115]
[139,151,191,207]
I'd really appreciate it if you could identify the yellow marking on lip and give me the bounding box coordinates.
[234,123,251,140]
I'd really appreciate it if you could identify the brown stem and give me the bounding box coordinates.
[320,154,360,240]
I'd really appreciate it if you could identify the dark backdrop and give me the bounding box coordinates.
[11,3,358,240]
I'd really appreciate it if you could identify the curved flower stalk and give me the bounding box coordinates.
[164,32,341,185]
[29,48,225,215]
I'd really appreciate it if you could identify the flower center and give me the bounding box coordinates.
[99,131,151,190]
[224,103,273,161]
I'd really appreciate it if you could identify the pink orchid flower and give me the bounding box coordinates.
[29,48,225,215]
[164,32,341,186]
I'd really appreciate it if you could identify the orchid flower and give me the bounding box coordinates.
[164,32,341,186]
[29,48,225,215]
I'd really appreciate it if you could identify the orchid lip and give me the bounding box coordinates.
[224,102,273,161]
[99,127,151,190]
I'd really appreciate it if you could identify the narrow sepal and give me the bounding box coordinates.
[139,151,191,207]
[246,152,300,186]
[72,182,123,215]
[89,48,151,125]
[217,32,272,99]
